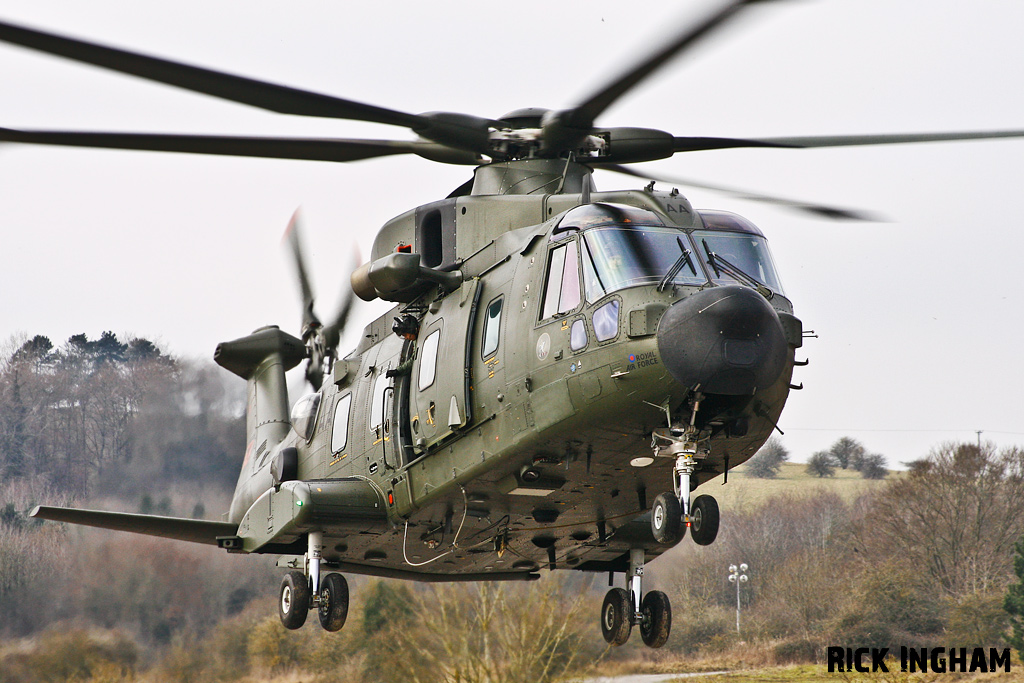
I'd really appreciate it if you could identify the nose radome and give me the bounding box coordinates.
[656,285,787,396]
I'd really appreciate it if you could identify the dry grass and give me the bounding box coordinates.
[668,664,1022,683]
[712,462,895,510]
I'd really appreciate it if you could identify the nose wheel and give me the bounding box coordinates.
[649,397,720,547]
[689,494,720,546]
[651,492,683,544]
[600,549,672,648]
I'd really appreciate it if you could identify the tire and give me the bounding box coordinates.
[318,573,349,632]
[601,588,632,646]
[279,571,310,630]
[690,494,720,546]
[651,492,682,545]
[639,590,672,648]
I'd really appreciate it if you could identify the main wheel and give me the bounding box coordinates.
[279,571,310,630]
[651,492,682,544]
[639,590,672,648]
[600,587,632,646]
[690,494,720,546]
[318,573,349,632]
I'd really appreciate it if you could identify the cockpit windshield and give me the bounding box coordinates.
[560,204,785,301]
[693,230,784,294]
[582,225,707,301]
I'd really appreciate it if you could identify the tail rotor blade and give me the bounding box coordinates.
[323,246,362,354]
[282,208,321,336]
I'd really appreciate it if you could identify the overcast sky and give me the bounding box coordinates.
[1,0,1022,464]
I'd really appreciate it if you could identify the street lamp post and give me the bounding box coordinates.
[727,563,749,634]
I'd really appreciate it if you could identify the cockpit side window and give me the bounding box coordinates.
[541,240,582,319]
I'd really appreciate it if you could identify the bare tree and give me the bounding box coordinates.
[865,442,1024,598]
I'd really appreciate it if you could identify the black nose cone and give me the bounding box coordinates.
[657,286,787,395]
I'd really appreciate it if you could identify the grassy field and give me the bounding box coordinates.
[709,461,895,511]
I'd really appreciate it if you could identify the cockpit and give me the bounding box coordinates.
[552,203,785,298]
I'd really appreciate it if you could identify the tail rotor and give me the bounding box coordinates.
[283,208,359,390]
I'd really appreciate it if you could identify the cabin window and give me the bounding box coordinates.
[570,318,588,351]
[419,328,441,391]
[593,300,620,342]
[331,394,352,453]
[370,369,391,435]
[541,241,582,319]
[481,297,502,359]
[290,392,321,442]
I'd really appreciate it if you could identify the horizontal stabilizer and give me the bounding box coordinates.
[30,505,238,546]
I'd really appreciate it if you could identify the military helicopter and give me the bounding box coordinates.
[9,0,1024,648]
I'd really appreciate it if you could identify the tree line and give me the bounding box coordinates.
[0,332,244,498]
[745,435,888,480]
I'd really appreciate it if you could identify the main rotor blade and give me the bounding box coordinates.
[673,129,1024,152]
[0,19,429,129]
[561,0,768,131]
[598,163,881,221]
[0,127,445,163]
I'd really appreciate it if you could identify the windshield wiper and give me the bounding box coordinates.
[701,239,774,299]
[657,236,697,292]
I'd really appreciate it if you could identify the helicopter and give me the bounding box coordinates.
[9,0,1024,648]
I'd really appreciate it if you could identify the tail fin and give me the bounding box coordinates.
[215,325,306,522]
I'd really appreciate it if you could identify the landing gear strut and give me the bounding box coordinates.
[278,530,349,632]
[650,394,719,547]
[600,549,672,648]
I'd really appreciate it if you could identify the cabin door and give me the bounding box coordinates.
[409,280,480,454]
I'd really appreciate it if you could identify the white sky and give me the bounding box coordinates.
[1,0,1022,464]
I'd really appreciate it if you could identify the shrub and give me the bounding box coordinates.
[0,628,138,683]
[745,437,789,479]
[806,451,836,478]
[858,453,888,479]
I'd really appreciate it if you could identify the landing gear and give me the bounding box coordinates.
[651,492,682,544]
[601,588,632,645]
[649,393,720,547]
[279,570,310,630]
[639,590,672,648]
[318,573,349,632]
[690,494,720,546]
[600,549,672,648]
[277,531,351,632]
